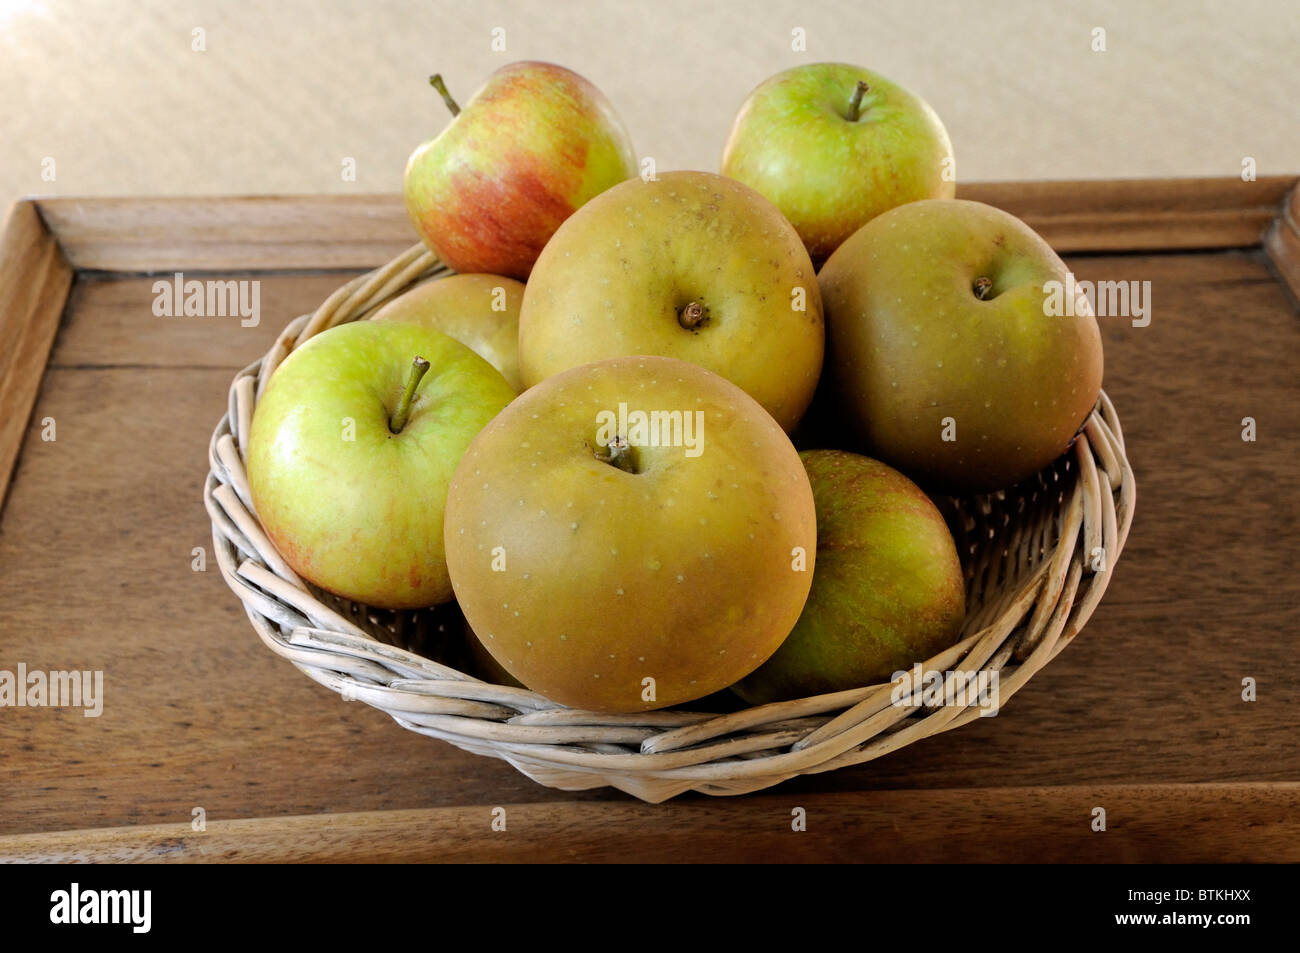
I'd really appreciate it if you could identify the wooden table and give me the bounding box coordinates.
[1,179,1298,863]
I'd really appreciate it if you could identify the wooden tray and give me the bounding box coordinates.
[1,178,1298,863]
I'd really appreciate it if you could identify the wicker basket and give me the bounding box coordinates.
[204,244,1136,803]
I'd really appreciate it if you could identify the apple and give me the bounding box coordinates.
[733,450,966,705]
[443,355,817,712]
[247,320,516,609]
[404,62,637,280]
[721,62,955,262]
[463,619,525,689]
[518,170,824,432]
[818,199,1104,493]
[370,273,525,391]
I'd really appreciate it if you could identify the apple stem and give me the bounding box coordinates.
[678,301,707,330]
[972,277,994,300]
[846,81,870,122]
[429,74,461,117]
[595,435,639,473]
[390,357,431,434]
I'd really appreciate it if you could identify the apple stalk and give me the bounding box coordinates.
[846,81,870,122]
[429,74,460,117]
[678,301,707,330]
[595,435,639,473]
[389,357,431,434]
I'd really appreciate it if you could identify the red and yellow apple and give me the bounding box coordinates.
[404,61,637,280]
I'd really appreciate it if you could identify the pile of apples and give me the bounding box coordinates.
[247,61,1103,713]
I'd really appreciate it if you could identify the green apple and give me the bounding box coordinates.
[819,199,1104,493]
[722,62,955,262]
[370,273,525,391]
[404,61,637,280]
[733,450,966,705]
[518,171,824,432]
[247,320,515,609]
[443,355,816,712]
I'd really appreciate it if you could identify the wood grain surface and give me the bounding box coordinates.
[0,185,1296,862]
[2,784,1296,864]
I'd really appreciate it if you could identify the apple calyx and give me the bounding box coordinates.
[845,81,870,122]
[389,356,432,434]
[429,74,461,117]
[595,435,640,474]
[678,301,707,330]
[972,276,994,300]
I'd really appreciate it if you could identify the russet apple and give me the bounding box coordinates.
[818,199,1104,493]
[404,62,637,280]
[247,321,516,609]
[370,273,525,391]
[734,450,966,704]
[722,62,955,262]
[518,171,824,432]
[443,356,816,712]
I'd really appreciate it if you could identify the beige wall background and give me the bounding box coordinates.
[1,0,1297,214]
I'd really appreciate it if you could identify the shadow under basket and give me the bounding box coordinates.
[204,244,1137,804]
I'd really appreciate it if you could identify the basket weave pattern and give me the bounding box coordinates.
[204,245,1136,803]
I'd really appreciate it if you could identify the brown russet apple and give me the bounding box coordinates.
[733,450,966,704]
[370,273,524,391]
[443,355,816,712]
[518,171,824,433]
[818,199,1103,493]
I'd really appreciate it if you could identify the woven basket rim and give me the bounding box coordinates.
[203,244,1137,803]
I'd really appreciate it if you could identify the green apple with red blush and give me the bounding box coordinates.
[246,321,516,610]
[722,62,955,262]
[404,61,638,280]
